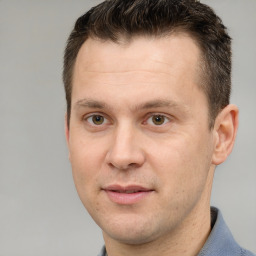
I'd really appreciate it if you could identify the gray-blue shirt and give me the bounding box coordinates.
[97,207,255,256]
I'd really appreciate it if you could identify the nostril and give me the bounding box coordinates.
[108,161,140,170]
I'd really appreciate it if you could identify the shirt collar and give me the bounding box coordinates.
[198,207,242,256]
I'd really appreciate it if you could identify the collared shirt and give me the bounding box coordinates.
[97,207,255,256]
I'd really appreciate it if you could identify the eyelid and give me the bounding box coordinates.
[143,113,173,126]
[83,112,111,126]
[82,112,173,127]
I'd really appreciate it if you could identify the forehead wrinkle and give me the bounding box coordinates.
[79,69,173,77]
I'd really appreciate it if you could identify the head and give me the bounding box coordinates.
[63,0,238,252]
[63,0,232,129]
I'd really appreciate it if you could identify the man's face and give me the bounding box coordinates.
[66,35,216,244]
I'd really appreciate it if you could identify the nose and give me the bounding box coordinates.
[106,124,145,170]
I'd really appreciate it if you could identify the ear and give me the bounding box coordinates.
[212,104,239,165]
[65,113,71,160]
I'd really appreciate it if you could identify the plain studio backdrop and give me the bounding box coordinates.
[0,1,255,255]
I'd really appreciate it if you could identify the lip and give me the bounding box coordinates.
[102,184,154,205]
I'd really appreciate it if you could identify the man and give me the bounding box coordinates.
[63,0,255,255]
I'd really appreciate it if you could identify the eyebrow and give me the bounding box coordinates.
[74,98,183,112]
[137,99,179,110]
[75,99,108,109]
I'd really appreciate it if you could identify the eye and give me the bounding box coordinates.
[86,114,107,125]
[147,114,169,126]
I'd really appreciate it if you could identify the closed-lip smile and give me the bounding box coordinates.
[103,184,154,205]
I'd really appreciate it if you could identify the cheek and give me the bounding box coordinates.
[69,137,105,191]
[69,146,102,213]
[150,133,212,191]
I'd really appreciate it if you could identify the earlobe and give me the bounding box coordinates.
[212,104,239,165]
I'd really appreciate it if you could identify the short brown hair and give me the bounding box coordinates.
[63,0,232,128]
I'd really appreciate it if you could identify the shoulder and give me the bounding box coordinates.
[241,248,256,256]
[198,207,256,256]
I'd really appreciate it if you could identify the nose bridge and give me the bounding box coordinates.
[106,121,145,169]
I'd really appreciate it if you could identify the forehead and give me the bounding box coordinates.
[72,34,207,115]
[74,34,201,77]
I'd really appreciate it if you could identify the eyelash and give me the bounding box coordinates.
[83,113,171,127]
[85,113,111,126]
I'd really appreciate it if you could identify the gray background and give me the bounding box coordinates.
[0,0,255,255]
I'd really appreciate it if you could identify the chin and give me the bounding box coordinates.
[105,229,157,245]
[101,217,166,245]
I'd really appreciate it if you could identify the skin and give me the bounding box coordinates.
[66,35,238,256]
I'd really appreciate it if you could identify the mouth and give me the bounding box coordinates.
[102,185,154,205]
[113,190,145,194]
